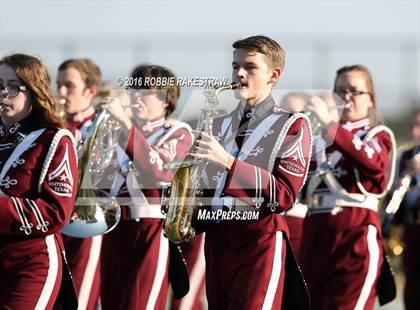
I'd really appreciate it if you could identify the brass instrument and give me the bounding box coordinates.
[55,97,67,118]
[161,82,241,243]
[0,104,5,113]
[305,101,350,136]
[61,109,122,237]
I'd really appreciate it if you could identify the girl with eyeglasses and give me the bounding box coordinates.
[301,65,397,309]
[0,53,78,309]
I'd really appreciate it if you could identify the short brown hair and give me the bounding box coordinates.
[58,58,102,88]
[0,53,66,129]
[130,64,180,117]
[232,35,285,71]
[335,65,376,109]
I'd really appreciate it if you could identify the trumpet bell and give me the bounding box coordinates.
[61,189,121,238]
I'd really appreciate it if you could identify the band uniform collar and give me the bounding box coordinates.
[141,117,166,132]
[67,105,96,123]
[342,118,370,132]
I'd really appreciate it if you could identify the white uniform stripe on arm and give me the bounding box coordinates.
[146,231,169,310]
[27,199,48,228]
[354,225,380,310]
[262,231,283,310]
[14,197,32,229]
[11,197,27,229]
[179,235,206,310]
[78,235,102,310]
[35,235,59,310]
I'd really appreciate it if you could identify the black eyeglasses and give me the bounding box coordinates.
[335,89,370,99]
[0,84,27,98]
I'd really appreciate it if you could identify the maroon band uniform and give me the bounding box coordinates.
[197,95,312,309]
[61,107,102,310]
[301,118,395,309]
[100,117,193,310]
[0,115,78,309]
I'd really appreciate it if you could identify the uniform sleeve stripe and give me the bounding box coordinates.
[271,174,277,205]
[12,197,32,235]
[11,197,28,231]
[25,198,42,227]
[26,199,49,232]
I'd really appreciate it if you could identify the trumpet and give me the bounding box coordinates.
[305,101,350,135]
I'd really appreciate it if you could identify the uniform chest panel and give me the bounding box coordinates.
[0,137,49,196]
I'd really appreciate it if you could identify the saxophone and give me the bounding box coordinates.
[61,109,122,238]
[161,82,241,243]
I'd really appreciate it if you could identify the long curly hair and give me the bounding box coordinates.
[0,53,65,129]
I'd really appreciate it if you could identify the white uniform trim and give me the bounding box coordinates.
[354,125,397,199]
[156,119,193,147]
[128,204,165,219]
[268,112,312,192]
[38,129,77,193]
[285,202,308,218]
[0,129,45,181]
[212,113,282,210]
[354,225,380,310]
[262,231,283,310]
[12,197,33,235]
[178,235,206,310]
[78,235,103,310]
[146,231,169,310]
[26,199,49,232]
[35,235,59,310]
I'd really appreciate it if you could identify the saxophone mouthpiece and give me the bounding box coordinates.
[230,81,242,89]
[215,81,242,94]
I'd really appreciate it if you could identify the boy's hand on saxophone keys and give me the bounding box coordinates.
[189,131,235,171]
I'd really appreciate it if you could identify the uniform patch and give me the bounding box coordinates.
[48,144,74,196]
[278,128,306,177]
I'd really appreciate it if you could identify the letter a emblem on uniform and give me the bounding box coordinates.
[278,128,306,177]
[48,144,74,197]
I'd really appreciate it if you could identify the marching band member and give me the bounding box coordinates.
[0,54,78,309]
[191,35,312,309]
[56,58,102,310]
[100,64,193,310]
[302,65,397,309]
[391,111,420,310]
